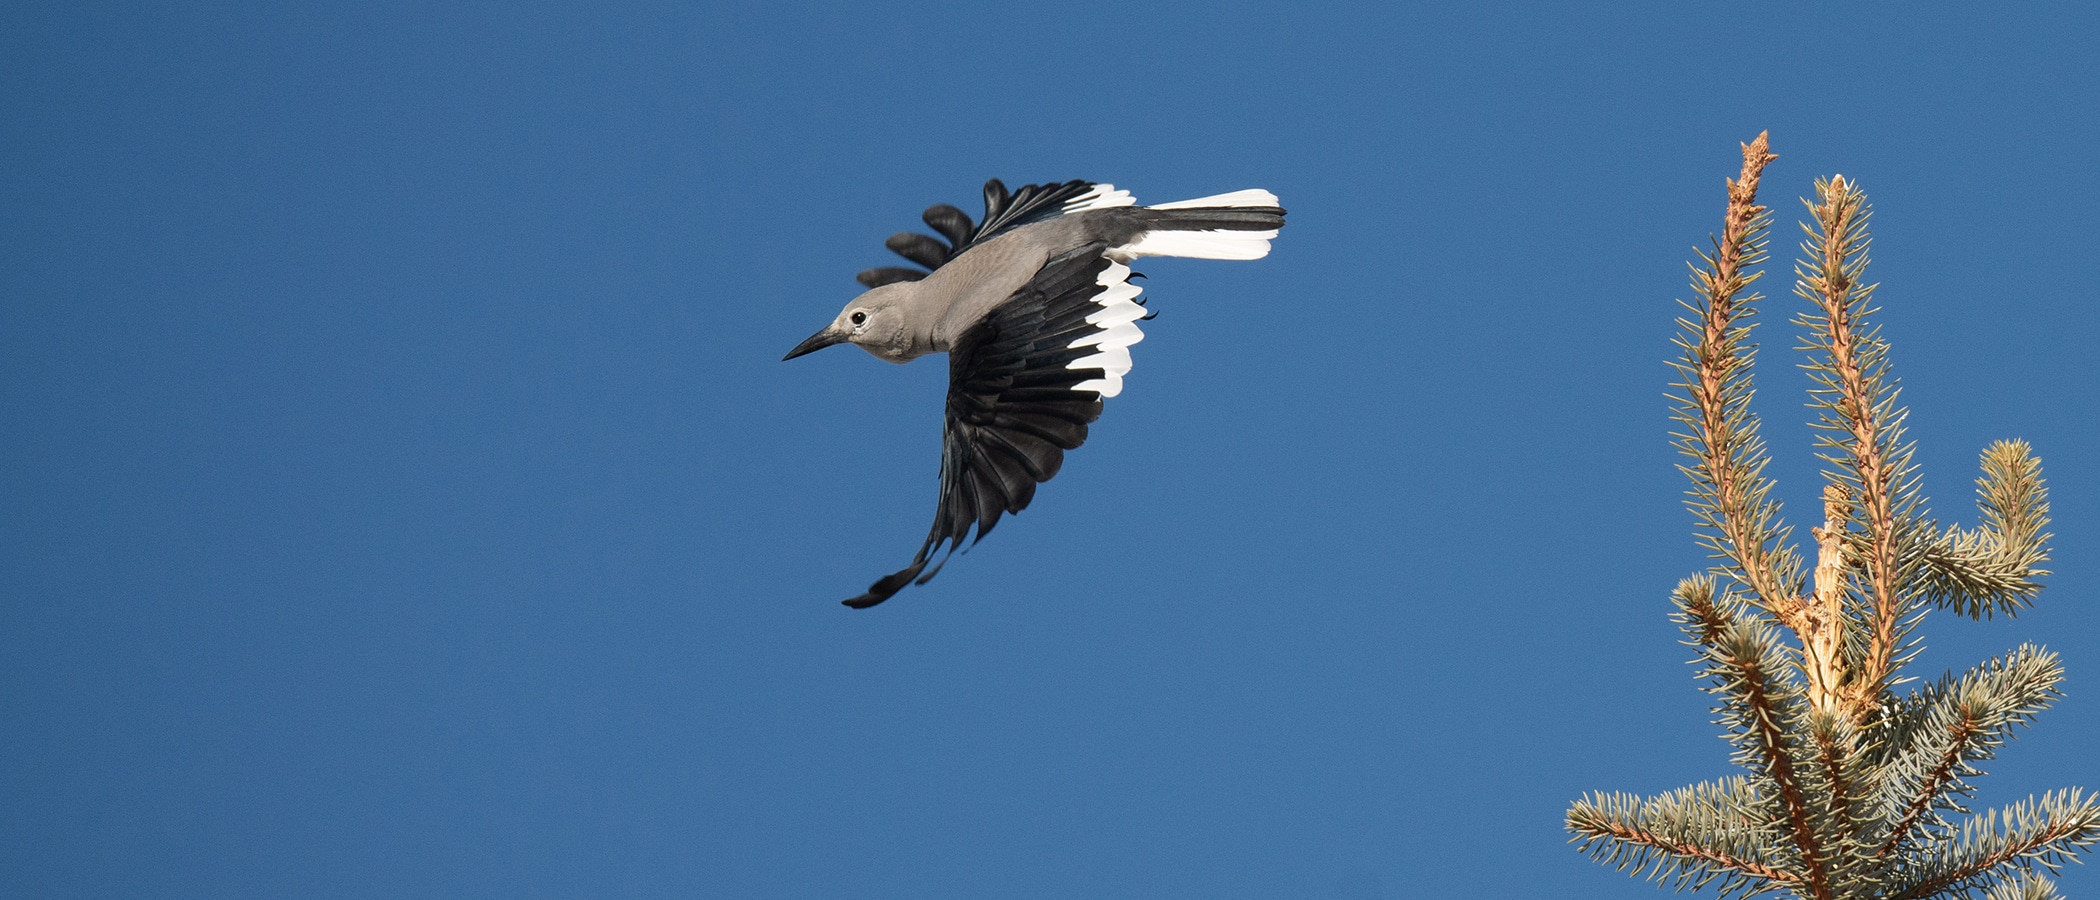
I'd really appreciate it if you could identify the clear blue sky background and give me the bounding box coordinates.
[5,3,2096,897]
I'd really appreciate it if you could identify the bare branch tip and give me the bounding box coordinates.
[1743,131,1776,164]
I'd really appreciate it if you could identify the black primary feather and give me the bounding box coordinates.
[842,243,1118,608]
[982,179,1012,220]
[855,267,926,289]
[883,232,951,270]
[922,204,974,248]
[967,179,1099,252]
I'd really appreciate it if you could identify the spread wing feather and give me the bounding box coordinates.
[967,179,1102,252]
[883,232,953,271]
[921,203,975,248]
[842,243,1136,608]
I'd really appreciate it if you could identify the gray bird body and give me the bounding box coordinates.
[785,179,1285,607]
[804,210,1157,363]
[849,228,1058,362]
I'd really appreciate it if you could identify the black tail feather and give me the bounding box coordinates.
[1133,206,1286,232]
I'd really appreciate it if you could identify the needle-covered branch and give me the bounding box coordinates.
[1871,645,2065,860]
[1889,789,2100,900]
[1670,578,1833,896]
[1794,174,1922,716]
[1568,778,1798,898]
[1919,441,2052,619]
[1668,133,1803,626]
[1982,874,2066,900]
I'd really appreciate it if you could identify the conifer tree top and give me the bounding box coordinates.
[1567,133,2096,899]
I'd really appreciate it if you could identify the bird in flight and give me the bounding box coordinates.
[785,178,1286,607]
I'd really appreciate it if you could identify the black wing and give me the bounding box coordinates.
[854,179,1111,288]
[843,243,1147,608]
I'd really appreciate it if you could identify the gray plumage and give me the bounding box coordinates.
[785,178,1285,608]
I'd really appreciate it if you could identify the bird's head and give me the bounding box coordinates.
[783,283,915,363]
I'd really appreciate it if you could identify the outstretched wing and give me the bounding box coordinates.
[843,243,1148,608]
[854,179,1134,288]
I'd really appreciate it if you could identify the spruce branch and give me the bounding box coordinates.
[1669,132,1802,625]
[1873,645,2066,860]
[1920,441,2052,620]
[1981,874,2065,900]
[1794,174,1920,718]
[1673,580,1805,795]
[1711,608,1832,895]
[1568,779,1798,897]
[1890,789,2100,899]
[1676,575,1736,649]
[1806,708,1873,888]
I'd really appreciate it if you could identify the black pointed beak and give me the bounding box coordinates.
[783,328,844,361]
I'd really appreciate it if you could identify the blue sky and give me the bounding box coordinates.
[5,2,2096,897]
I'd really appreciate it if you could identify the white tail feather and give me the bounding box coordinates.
[1146,188,1279,210]
[1113,228,1279,261]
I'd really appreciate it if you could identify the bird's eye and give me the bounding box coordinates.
[850,311,867,326]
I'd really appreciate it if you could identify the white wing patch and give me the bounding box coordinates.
[1067,260,1146,398]
[1061,183,1137,214]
